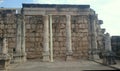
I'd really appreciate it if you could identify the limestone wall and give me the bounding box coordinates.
[25,15,44,59]
[0,9,90,60]
[0,10,16,54]
[71,16,89,59]
[52,15,67,59]
[24,15,89,60]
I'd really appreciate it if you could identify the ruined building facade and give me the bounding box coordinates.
[0,4,104,62]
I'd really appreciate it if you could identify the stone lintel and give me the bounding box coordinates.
[23,10,89,16]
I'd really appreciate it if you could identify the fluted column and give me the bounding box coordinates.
[43,15,50,61]
[66,15,73,60]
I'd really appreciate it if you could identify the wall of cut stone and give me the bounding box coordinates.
[25,15,44,59]
[24,15,89,60]
[52,15,67,59]
[0,10,16,54]
[71,15,89,59]
[0,9,90,60]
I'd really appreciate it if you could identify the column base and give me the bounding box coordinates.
[88,54,94,60]
[88,54,100,60]
[66,51,73,61]
[13,57,21,63]
[22,56,27,62]
[43,56,50,62]
[22,53,27,62]
[102,58,107,64]
[66,55,73,61]
[13,54,26,63]
[93,54,100,60]
[42,52,50,62]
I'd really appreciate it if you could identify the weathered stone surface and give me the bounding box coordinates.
[0,4,105,61]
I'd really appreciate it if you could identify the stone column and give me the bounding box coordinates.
[88,16,92,60]
[49,15,53,62]
[16,14,22,55]
[43,15,50,61]
[66,15,73,60]
[90,15,99,60]
[15,14,22,63]
[21,16,27,62]
[105,33,111,51]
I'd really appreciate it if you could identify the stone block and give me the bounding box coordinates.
[66,56,73,61]
[53,42,59,47]
[59,42,63,47]
[78,19,83,24]
[82,29,88,33]
[0,24,4,29]
[26,24,31,29]
[8,43,15,48]
[60,23,65,29]
[82,37,88,41]
[60,47,66,51]
[28,48,35,52]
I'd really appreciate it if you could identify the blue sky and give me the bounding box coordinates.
[0,0,120,36]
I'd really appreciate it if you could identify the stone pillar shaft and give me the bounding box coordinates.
[89,15,97,50]
[89,15,99,60]
[43,15,50,61]
[21,16,26,62]
[49,15,53,62]
[15,14,26,62]
[66,15,72,60]
[91,19,97,50]
[66,15,72,53]
[16,14,22,54]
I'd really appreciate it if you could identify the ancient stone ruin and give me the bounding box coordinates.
[0,37,10,69]
[0,4,112,69]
